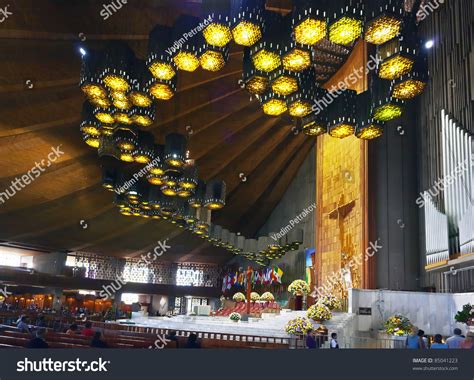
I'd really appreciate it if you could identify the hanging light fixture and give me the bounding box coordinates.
[93,106,115,124]
[188,180,206,208]
[146,186,163,210]
[101,167,118,191]
[301,110,328,136]
[147,73,177,101]
[80,102,101,137]
[291,2,327,46]
[202,12,232,47]
[129,59,154,107]
[170,15,204,72]
[131,105,155,127]
[270,68,299,96]
[204,180,226,210]
[355,119,384,140]
[281,41,313,72]
[328,5,364,46]
[231,0,264,47]
[364,1,402,45]
[147,25,177,81]
[132,131,155,164]
[196,207,212,230]
[112,109,132,125]
[327,90,357,138]
[250,11,284,73]
[183,202,198,225]
[242,48,269,95]
[101,41,135,92]
[391,56,428,100]
[287,86,315,118]
[161,171,180,196]
[199,44,229,72]
[164,133,187,168]
[148,144,165,176]
[371,76,404,122]
[79,49,108,102]
[178,164,198,190]
[377,17,417,80]
[260,92,287,116]
[160,198,178,217]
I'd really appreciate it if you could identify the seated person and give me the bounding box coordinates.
[81,321,94,336]
[446,328,465,348]
[185,333,201,348]
[26,329,49,348]
[90,331,109,348]
[66,323,79,335]
[35,315,46,328]
[165,330,179,347]
[431,334,448,349]
[16,316,31,334]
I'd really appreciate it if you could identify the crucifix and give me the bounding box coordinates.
[327,194,356,297]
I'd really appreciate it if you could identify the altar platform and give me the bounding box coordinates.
[116,310,355,339]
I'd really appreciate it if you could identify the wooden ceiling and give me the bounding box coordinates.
[0,0,353,264]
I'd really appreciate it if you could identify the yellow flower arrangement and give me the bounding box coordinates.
[384,314,413,336]
[317,295,342,311]
[260,292,275,302]
[250,292,260,301]
[307,303,332,322]
[284,317,314,335]
[288,280,310,296]
[232,292,245,303]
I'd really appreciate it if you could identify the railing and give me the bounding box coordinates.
[341,336,406,349]
[91,321,292,346]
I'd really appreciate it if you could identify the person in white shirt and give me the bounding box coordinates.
[446,328,465,348]
[330,332,339,349]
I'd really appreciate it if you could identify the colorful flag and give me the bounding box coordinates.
[273,266,283,284]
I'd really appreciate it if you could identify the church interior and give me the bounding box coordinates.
[0,0,473,350]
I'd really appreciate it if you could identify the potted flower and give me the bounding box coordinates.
[307,303,332,323]
[288,280,310,310]
[454,303,474,325]
[382,314,413,348]
[284,317,314,336]
[229,312,241,322]
[260,292,274,303]
[250,292,260,302]
[232,292,245,303]
[317,295,342,311]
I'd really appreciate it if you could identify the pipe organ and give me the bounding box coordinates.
[423,191,449,266]
[424,110,474,265]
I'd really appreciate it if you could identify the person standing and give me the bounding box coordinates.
[330,332,339,349]
[431,334,448,349]
[446,328,465,348]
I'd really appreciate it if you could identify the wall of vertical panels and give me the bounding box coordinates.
[417,0,474,289]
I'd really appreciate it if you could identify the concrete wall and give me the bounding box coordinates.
[349,289,474,336]
[257,146,316,285]
[369,101,421,291]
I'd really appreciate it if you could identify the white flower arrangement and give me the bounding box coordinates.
[250,292,260,301]
[317,295,342,311]
[288,280,310,296]
[229,312,241,322]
